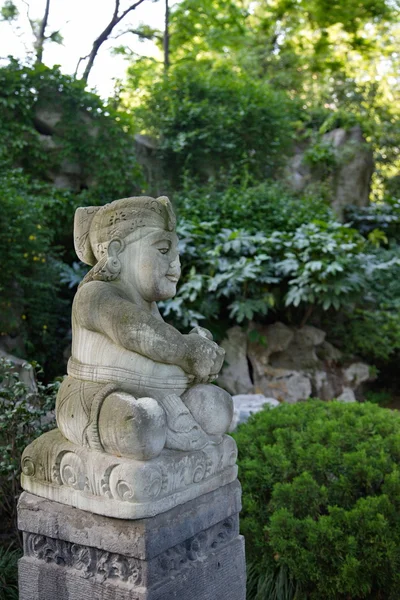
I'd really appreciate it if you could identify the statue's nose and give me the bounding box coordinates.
[169,254,181,276]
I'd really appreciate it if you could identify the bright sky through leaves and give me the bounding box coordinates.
[0,0,180,97]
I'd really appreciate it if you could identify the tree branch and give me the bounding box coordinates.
[81,0,148,82]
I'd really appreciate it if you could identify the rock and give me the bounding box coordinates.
[336,387,356,403]
[326,126,374,219]
[344,362,371,387]
[244,322,370,403]
[218,326,253,395]
[247,357,312,403]
[229,394,280,431]
[269,326,326,370]
[34,107,62,135]
[316,340,342,363]
[285,125,374,220]
[135,134,163,194]
[252,322,294,359]
[0,350,37,393]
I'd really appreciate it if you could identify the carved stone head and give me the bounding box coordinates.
[73,196,180,296]
[74,196,176,266]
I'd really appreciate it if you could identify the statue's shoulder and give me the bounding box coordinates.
[74,280,123,307]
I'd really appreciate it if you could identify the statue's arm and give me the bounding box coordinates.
[74,282,220,376]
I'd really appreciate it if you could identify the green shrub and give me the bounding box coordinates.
[160,217,368,331]
[0,359,57,535]
[0,169,71,373]
[0,546,20,600]
[0,60,142,200]
[134,61,294,183]
[174,179,334,234]
[324,244,400,363]
[345,201,400,241]
[234,401,400,600]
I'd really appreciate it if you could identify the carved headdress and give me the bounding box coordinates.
[74,196,176,267]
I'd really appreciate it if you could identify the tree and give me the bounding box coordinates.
[77,0,152,82]
[1,0,162,83]
[1,0,63,65]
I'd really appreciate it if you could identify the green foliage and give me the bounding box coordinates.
[0,170,67,367]
[133,62,294,183]
[0,169,74,372]
[0,59,145,375]
[346,201,400,240]
[364,389,392,406]
[303,140,337,177]
[325,244,400,362]
[234,401,400,600]
[0,358,57,533]
[0,0,18,21]
[0,60,142,200]
[0,546,20,600]
[174,179,334,233]
[161,208,368,330]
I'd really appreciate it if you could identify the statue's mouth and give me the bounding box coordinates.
[166,275,179,283]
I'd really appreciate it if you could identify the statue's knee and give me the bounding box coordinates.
[98,393,166,460]
[182,384,233,436]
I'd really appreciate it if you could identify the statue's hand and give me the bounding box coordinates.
[188,326,213,341]
[183,333,225,383]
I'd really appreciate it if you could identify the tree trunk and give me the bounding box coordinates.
[163,0,169,72]
[35,0,51,64]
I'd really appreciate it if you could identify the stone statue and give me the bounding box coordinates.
[21,196,238,518]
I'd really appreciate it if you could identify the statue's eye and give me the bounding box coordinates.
[159,247,169,254]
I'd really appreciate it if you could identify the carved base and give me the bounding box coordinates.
[18,482,246,600]
[21,428,238,519]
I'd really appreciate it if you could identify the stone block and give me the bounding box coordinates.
[18,481,246,600]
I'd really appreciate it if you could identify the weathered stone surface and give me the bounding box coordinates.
[0,349,37,393]
[250,363,312,404]
[310,369,342,401]
[316,340,342,363]
[337,388,356,403]
[21,196,236,519]
[285,125,374,220]
[269,325,325,370]
[220,322,372,403]
[21,428,238,519]
[18,481,242,558]
[344,363,371,387]
[249,322,294,362]
[229,394,279,431]
[218,326,253,395]
[18,483,246,600]
[327,126,374,218]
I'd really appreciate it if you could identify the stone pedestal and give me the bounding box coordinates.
[18,480,246,600]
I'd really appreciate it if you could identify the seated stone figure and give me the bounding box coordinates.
[56,196,233,461]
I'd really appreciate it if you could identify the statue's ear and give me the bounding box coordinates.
[107,238,125,258]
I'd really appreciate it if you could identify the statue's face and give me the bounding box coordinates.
[120,229,181,302]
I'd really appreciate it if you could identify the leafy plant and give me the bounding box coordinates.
[303,140,337,176]
[160,218,368,331]
[133,61,295,184]
[234,400,400,600]
[0,359,57,536]
[364,389,392,406]
[325,244,400,362]
[0,545,20,600]
[0,60,142,201]
[0,169,70,374]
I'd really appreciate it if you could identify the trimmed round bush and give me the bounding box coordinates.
[233,401,400,600]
